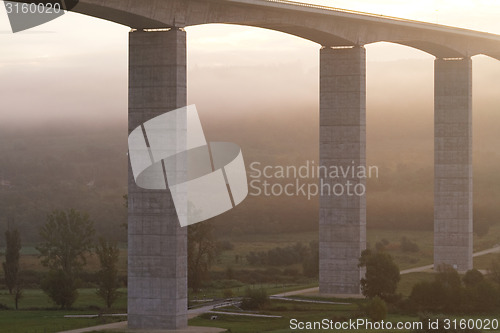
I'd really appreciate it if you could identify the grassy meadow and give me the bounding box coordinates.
[0,225,499,332]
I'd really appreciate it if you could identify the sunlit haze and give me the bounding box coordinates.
[0,0,499,160]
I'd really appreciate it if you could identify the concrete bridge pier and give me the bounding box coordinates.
[319,46,367,295]
[434,57,473,272]
[128,28,188,330]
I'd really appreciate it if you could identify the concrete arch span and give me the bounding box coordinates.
[65,0,500,58]
[7,0,492,58]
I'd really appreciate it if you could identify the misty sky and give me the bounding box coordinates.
[0,0,499,144]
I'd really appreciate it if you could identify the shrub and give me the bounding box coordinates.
[366,296,387,321]
[240,288,269,310]
[359,249,400,301]
[409,265,499,314]
[400,237,419,253]
[246,243,310,266]
[375,239,389,251]
[95,238,120,309]
[223,289,234,298]
[463,269,484,288]
[41,270,78,309]
[489,254,500,286]
[463,280,498,313]
[216,240,234,252]
[302,244,319,278]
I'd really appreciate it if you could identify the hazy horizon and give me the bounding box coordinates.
[1,0,500,128]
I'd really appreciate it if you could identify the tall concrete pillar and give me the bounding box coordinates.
[128,29,188,330]
[434,57,473,272]
[319,46,367,294]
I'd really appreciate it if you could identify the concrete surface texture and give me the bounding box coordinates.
[128,29,188,330]
[68,0,500,58]
[434,58,473,272]
[319,46,367,294]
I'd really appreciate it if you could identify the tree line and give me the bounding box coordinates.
[245,241,319,277]
[2,209,121,310]
[357,248,500,321]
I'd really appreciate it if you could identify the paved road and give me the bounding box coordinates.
[58,245,500,332]
[400,245,500,275]
[270,295,349,305]
[273,245,500,298]
[59,321,127,333]
[473,245,500,257]
[207,310,282,318]
[273,287,319,297]
[400,264,434,275]
[188,300,241,319]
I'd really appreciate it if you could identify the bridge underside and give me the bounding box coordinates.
[67,0,500,58]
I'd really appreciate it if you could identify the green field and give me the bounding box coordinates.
[0,310,124,333]
[89,311,500,333]
[0,289,126,333]
[397,272,435,297]
[190,314,420,333]
[214,223,500,273]
[0,288,127,311]
[0,226,499,333]
[5,225,500,279]
[474,252,500,270]
[93,298,425,333]
[189,282,318,304]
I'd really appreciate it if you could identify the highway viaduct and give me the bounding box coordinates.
[11,0,500,329]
